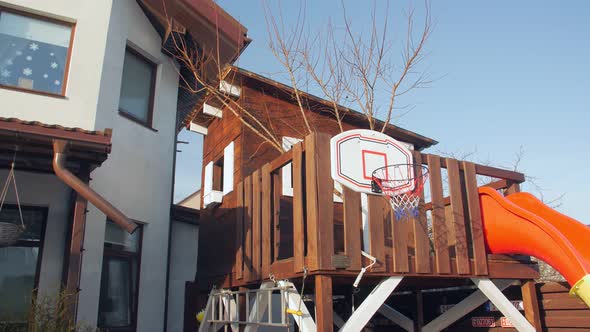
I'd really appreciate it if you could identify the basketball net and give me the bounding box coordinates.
[372,164,428,219]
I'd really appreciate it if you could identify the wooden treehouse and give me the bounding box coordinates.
[192,68,542,332]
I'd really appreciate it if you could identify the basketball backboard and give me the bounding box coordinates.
[330,129,414,194]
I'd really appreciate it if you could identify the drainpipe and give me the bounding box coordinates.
[53,139,138,234]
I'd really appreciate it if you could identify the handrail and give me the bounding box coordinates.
[419,153,525,183]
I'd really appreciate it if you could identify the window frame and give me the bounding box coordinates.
[0,204,48,324]
[0,6,75,98]
[118,46,158,130]
[98,222,143,332]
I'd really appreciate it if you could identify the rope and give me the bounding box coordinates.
[286,266,307,317]
[0,154,25,229]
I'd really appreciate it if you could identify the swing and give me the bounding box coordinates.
[0,156,25,247]
[285,267,307,317]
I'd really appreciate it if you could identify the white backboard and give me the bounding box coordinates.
[330,129,414,194]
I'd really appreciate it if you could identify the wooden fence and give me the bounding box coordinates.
[231,132,532,286]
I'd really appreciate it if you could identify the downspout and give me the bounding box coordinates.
[52,139,138,234]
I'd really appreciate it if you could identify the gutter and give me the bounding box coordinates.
[53,139,138,234]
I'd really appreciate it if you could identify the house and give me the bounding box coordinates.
[0,1,247,331]
[187,67,544,331]
[177,189,201,210]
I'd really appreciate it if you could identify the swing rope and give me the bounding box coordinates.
[286,266,307,317]
[0,151,26,247]
[0,160,25,229]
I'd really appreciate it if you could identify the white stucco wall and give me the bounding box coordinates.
[0,0,112,130]
[76,1,179,331]
[0,169,71,298]
[167,221,198,332]
[0,1,180,329]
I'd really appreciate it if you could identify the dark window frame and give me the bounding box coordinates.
[118,46,158,131]
[98,222,143,332]
[0,204,48,324]
[0,6,75,98]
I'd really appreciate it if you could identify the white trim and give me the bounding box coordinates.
[360,193,370,252]
[189,122,208,135]
[220,294,239,332]
[278,280,317,332]
[339,276,404,332]
[281,136,303,196]
[471,278,535,332]
[203,190,223,207]
[243,281,275,332]
[203,103,223,118]
[220,80,241,97]
[223,142,234,195]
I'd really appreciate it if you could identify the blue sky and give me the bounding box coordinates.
[174,1,589,222]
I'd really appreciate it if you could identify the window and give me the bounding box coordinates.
[281,136,303,196]
[0,205,47,324]
[118,47,157,127]
[98,221,142,331]
[0,9,74,96]
[203,141,234,207]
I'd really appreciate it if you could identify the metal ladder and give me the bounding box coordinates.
[198,281,304,332]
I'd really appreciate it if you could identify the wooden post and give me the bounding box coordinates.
[64,164,89,320]
[305,133,334,271]
[315,275,334,332]
[505,181,521,195]
[414,291,424,332]
[292,143,305,272]
[447,158,470,275]
[521,280,543,330]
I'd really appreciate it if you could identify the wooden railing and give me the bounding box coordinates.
[232,132,527,285]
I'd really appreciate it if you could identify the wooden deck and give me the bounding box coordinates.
[197,132,539,291]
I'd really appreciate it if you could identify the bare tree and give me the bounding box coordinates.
[161,6,285,153]
[263,0,433,133]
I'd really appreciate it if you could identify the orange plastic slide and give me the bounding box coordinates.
[478,187,590,307]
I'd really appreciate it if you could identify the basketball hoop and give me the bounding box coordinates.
[371,164,428,218]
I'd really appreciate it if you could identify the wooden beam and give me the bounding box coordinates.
[340,277,404,332]
[261,165,272,277]
[343,187,362,271]
[427,154,451,274]
[446,158,470,275]
[422,279,515,332]
[521,280,543,330]
[315,275,334,332]
[472,278,535,332]
[243,176,253,281]
[412,152,430,274]
[368,195,387,272]
[305,133,334,271]
[463,161,489,275]
[235,181,244,280]
[252,170,262,280]
[377,304,414,332]
[292,143,305,272]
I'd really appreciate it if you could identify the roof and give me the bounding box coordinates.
[170,204,200,225]
[0,117,112,170]
[177,189,201,209]
[231,67,439,150]
[136,0,251,129]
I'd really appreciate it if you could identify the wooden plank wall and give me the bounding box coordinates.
[537,282,590,330]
